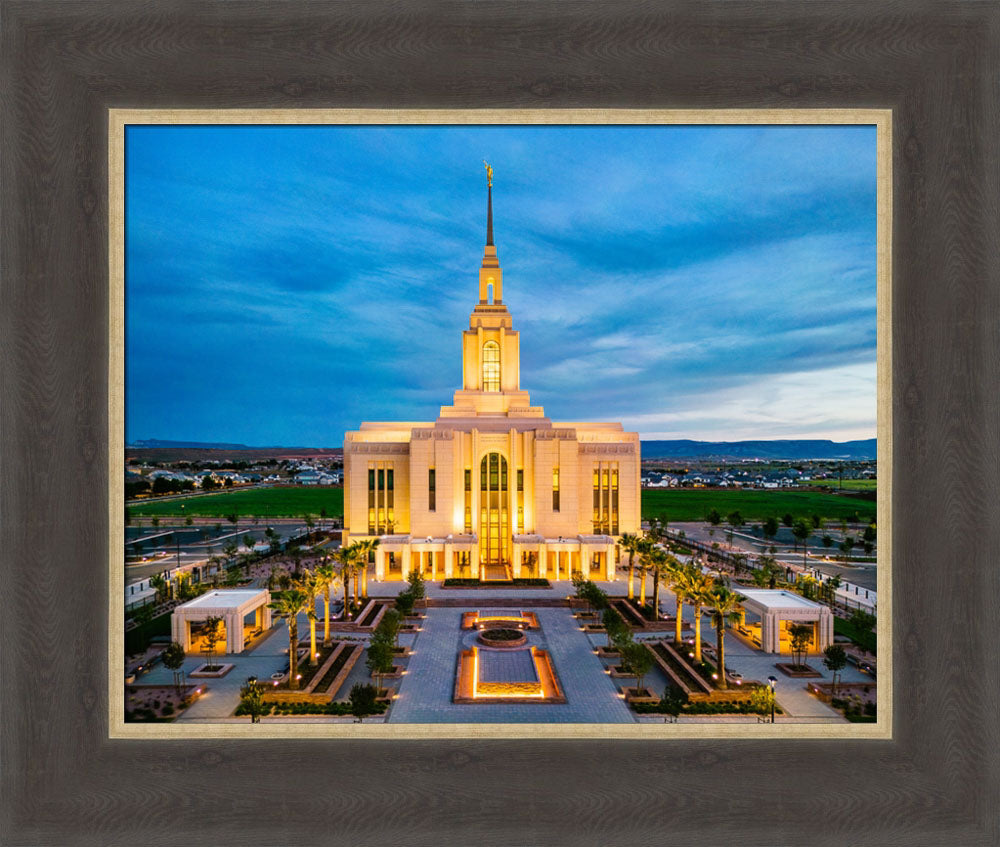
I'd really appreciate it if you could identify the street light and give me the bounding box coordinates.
[767,675,778,723]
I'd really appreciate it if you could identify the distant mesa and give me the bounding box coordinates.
[639,439,876,461]
[128,439,254,450]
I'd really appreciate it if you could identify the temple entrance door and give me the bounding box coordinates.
[479,452,510,580]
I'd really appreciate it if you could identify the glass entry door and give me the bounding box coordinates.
[479,452,509,578]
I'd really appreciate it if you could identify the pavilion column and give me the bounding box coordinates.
[444,545,454,579]
[512,542,522,578]
[538,545,547,579]
[580,547,591,580]
[401,547,411,581]
[605,542,615,581]
[375,548,386,581]
[226,612,240,654]
[171,614,188,652]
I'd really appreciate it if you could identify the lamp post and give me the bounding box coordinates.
[768,675,778,723]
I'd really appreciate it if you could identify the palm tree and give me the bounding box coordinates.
[149,574,168,605]
[618,533,641,600]
[315,556,340,647]
[355,537,380,598]
[635,538,654,607]
[667,559,691,645]
[268,589,308,689]
[294,568,319,667]
[334,543,358,618]
[648,548,675,622]
[687,566,716,663]
[707,586,742,689]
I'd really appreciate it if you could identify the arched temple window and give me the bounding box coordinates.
[482,341,500,391]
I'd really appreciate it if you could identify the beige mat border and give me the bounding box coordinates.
[109,108,891,740]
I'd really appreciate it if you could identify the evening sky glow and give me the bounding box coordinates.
[125,124,877,446]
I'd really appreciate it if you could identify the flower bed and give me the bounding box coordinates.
[235,700,389,717]
[125,684,203,722]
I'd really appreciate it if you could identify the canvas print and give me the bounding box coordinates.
[119,117,882,732]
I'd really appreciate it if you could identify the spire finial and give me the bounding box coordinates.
[483,160,494,246]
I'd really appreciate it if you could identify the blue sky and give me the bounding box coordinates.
[125,124,877,446]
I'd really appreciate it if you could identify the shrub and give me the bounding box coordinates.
[395,590,415,616]
[350,683,379,721]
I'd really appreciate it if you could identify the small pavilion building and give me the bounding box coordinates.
[171,589,272,655]
[735,589,833,655]
[343,167,641,583]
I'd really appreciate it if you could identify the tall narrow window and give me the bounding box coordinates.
[428,467,436,512]
[592,462,619,534]
[464,468,472,533]
[516,468,524,533]
[552,466,560,512]
[482,341,500,391]
[386,468,394,533]
[368,466,376,534]
[480,453,509,567]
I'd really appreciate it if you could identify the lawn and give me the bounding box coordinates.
[642,489,877,523]
[128,486,343,519]
[825,479,878,491]
[128,484,873,525]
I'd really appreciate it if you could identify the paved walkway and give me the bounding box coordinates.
[389,607,635,723]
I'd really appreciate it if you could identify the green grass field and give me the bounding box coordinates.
[641,489,876,523]
[128,486,343,519]
[129,484,874,525]
[825,479,877,491]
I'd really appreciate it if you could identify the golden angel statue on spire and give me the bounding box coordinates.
[483,160,493,187]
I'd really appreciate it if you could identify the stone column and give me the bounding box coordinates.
[444,545,454,579]
[605,541,615,581]
[512,542,522,578]
[580,547,591,580]
[375,547,386,581]
[401,547,411,581]
[763,612,777,654]
[227,611,240,654]
[171,613,189,652]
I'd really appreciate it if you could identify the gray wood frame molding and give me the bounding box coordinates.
[3,3,998,845]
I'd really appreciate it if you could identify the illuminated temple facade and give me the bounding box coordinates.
[343,174,640,582]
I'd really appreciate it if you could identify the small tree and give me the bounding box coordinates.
[406,570,426,604]
[239,676,266,723]
[395,590,415,617]
[162,641,186,693]
[366,634,395,694]
[782,513,794,528]
[379,607,403,649]
[823,644,848,695]
[792,518,812,567]
[849,609,877,635]
[621,642,654,693]
[788,623,814,669]
[349,682,378,722]
[602,606,626,650]
[201,616,224,670]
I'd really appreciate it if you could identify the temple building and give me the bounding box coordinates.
[343,168,641,582]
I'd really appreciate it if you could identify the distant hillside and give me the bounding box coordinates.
[129,439,254,450]
[640,439,876,460]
